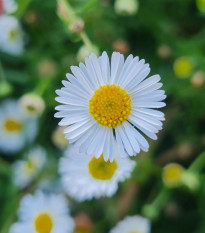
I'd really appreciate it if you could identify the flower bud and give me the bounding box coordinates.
[114,0,139,16]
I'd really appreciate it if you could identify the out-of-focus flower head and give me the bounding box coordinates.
[114,0,139,16]
[196,0,205,13]
[162,163,184,188]
[52,126,69,150]
[0,99,37,154]
[37,59,58,79]
[24,10,39,24]
[173,57,193,78]
[12,146,46,188]
[55,51,166,161]
[0,0,17,15]
[69,18,84,34]
[59,144,136,201]
[9,191,75,233]
[112,39,130,54]
[157,44,172,59]
[74,213,94,233]
[0,15,24,55]
[76,45,99,62]
[19,93,45,118]
[191,71,205,88]
[110,215,151,233]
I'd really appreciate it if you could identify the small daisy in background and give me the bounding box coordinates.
[12,147,46,189]
[9,191,75,233]
[0,99,37,154]
[59,145,136,201]
[0,15,24,55]
[19,93,45,118]
[55,52,166,161]
[0,0,17,15]
[110,215,151,233]
[52,126,69,150]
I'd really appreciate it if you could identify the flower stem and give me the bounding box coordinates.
[188,151,205,173]
[142,187,170,220]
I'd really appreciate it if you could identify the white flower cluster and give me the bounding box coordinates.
[0,0,24,55]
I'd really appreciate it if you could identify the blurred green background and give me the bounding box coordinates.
[0,0,205,232]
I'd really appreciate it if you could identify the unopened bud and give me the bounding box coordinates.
[191,71,205,88]
[69,19,84,34]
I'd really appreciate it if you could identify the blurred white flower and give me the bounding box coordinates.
[0,0,17,14]
[9,191,75,233]
[77,44,99,62]
[114,0,139,16]
[110,215,151,233]
[51,126,69,150]
[12,147,46,188]
[55,52,166,161]
[0,15,24,55]
[59,144,136,201]
[19,93,45,118]
[0,99,37,154]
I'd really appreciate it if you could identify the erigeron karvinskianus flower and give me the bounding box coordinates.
[0,99,37,153]
[59,144,136,201]
[110,215,151,233]
[12,147,46,188]
[19,93,45,118]
[55,52,166,161]
[9,191,75,233]
[0,15,24,55]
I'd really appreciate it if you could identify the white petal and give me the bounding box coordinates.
[110,52,125,84]
[115,125,134,156]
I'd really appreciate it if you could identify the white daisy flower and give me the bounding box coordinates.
[0,15,24,55]
[0,99,37,154]
[0,0,17,14]
[55,52,166,161]
[12,147,46,188]
[59,144,136,201]
[9,191,75,233]
[110,215,151,233]
[19,93,45,118]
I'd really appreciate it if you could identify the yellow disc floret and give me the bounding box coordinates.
[163,163,184,188]
[4,118,23,132]
[35,213,53,233]
[89,84,131,128]
[88,154,117,180]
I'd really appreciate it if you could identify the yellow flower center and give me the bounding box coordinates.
[129,232,140,233]
[4,118,23,132]
[89,84,131,128]
[88,154,117,180]
[9,28,20,40]
[24,160,36,175]
[173,57,193,78]
[163,163,184,187]
[34,213,53,233]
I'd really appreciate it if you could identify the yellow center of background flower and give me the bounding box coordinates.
[89,84,131,128]
[88,154,117,180]
[173,57,193,78]
[35,213,53,233]
[163,163,184,187]
[129,231,140,233]
[4,118,23,132]
[9,28,20,40]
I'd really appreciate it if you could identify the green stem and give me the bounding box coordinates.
[188,151,205,173]
[80,32,95,51]
[0,61,6,82]
[142,187,170,220]
[33,79,50,96]
[58,0,96,51]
